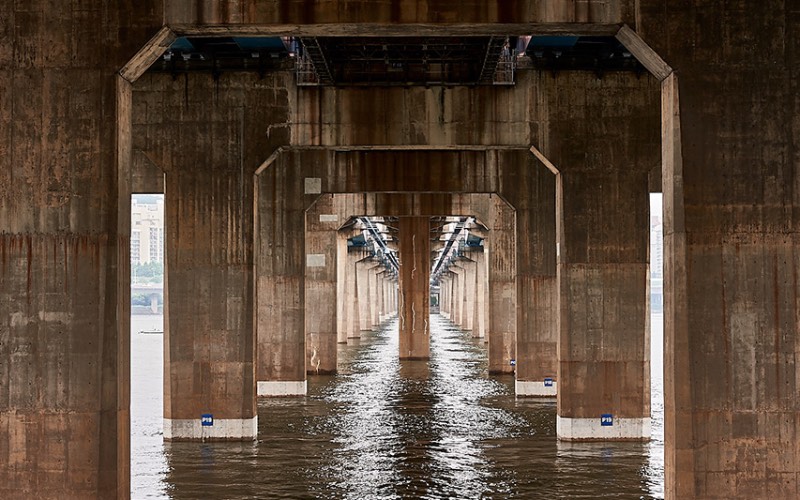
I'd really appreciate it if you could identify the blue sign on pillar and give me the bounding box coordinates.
[544,377,554,387]
[509,359,516,366]
[600,414,613,426]
[201,414,214,427]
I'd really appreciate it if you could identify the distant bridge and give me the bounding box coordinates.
[131,284,163,313]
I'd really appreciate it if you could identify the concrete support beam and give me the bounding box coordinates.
[369,267,382,328]
[131,73,294,403]
[378,273,395,322]
[255,166,307,398]
[398,217,431,360]
[445,273,455,320]
[438,276,446,317]
[164,3,631,33]
[439,274,451,319]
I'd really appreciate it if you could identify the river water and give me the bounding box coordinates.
[131,313,664,499]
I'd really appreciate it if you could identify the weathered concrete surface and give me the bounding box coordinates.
[133,73,294,434]
[501,154,557,395]
[0,1,160,497]
[132,72,293,399]
[8,3,789,495]
[398,217,432,360]
[164,0,635,27]
[470,249,488,339]
[450,265,465,327]
[486,196,517,375]
[440,273,450,319]
[305,196,340,375]
[162,164,258,439]
[540,72,658,439]
[368,266,381,328]
[295,71,541,147]
[254,150,527,379]
[356,259,379,332]
[636,3,800,497]
[336,231,362,343]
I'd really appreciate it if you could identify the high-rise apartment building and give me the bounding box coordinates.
[131,196,165,266]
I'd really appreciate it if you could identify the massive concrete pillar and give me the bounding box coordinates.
[541,73,656,439]
[438,275,447,318]
[508,162,558,397]
[133,73,293,403]
[305,199,339,375]
[163,166,257,440]
[637,4,800,496]
[487,198,516,374]
[0,4,158,497]
[254,163,307,398]
[398,217,431,360]
[379,272,393,322]
[555,166,650,439]
[138,72,292,440]
[446,272,455,320]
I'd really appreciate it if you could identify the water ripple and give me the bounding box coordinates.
[131,313,664,499]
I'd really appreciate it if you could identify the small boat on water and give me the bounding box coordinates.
[138,328,163,335]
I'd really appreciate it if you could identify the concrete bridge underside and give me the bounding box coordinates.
[1,2,799,499]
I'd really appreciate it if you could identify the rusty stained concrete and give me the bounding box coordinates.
[163,0,635,28]
[398,217,432,360]
[440,251,489,342]
[130,69,655,395]
[3,1,798,497]
[133,73,296,436]
[541,72,656,437]
[637,3,800,497]
[253,149,532,382]
[0,1,162,498]
[299,191,510,375]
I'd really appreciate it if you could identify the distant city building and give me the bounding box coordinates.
[131,196,165,266]
[650,214,663,280]
[650,214,663,312]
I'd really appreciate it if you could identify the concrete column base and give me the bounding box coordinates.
[164,417,258,441]
[556,416,651,441]
[515,380,557,397]
[258,380,307,396]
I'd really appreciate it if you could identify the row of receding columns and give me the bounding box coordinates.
[3,6,796,497]
[438,250,488,341]
[152,144,649,448]
[247,150,648,444]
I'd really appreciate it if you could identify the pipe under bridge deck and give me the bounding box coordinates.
[1,2,799,498]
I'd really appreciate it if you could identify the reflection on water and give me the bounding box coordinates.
[131,313,664,499]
